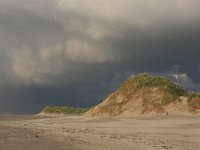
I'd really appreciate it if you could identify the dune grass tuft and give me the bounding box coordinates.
[186,92,200,109]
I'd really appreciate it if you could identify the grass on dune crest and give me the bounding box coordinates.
[122,73,186,97]
[43,106,89,115]
[186,92,200,109]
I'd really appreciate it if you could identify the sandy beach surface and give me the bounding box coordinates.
[1,115,200,150]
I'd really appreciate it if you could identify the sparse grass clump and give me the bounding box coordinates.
[186,91,200,99]
[186,92,200,109]
[43,106,89,115]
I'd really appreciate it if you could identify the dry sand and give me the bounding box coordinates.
[1,114,200,150]
[0,116,78,150]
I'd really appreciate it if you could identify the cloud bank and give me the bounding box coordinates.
[0,0,200,114]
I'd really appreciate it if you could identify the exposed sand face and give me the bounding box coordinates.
[1,115,200,150]
[86,88,198,117]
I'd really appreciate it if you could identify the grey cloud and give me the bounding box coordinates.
[0,0,200,114]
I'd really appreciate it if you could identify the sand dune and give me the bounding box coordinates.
[86,74,200,117]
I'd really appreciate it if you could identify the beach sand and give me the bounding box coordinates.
[0,116,78,150]
[1,115,200,150]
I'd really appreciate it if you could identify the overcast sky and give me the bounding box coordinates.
[0,0,200,114]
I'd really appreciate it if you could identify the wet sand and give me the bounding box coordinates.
[1,115,200,150]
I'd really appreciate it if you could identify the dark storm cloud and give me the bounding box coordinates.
[0,0,200,114]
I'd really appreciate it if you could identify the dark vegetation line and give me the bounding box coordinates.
[43,106,89,115]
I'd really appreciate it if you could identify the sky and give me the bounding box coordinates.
[0,0,200,114]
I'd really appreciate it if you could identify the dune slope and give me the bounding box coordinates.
[86,73,200,117]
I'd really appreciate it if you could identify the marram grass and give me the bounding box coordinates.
[123,73,186,97]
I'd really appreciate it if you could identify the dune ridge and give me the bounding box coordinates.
[86,73,200,117]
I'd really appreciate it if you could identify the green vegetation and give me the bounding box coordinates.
[43,106,89,115]
[186,92,200,109]
[186,91,200,99]
[122,73,186,97]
